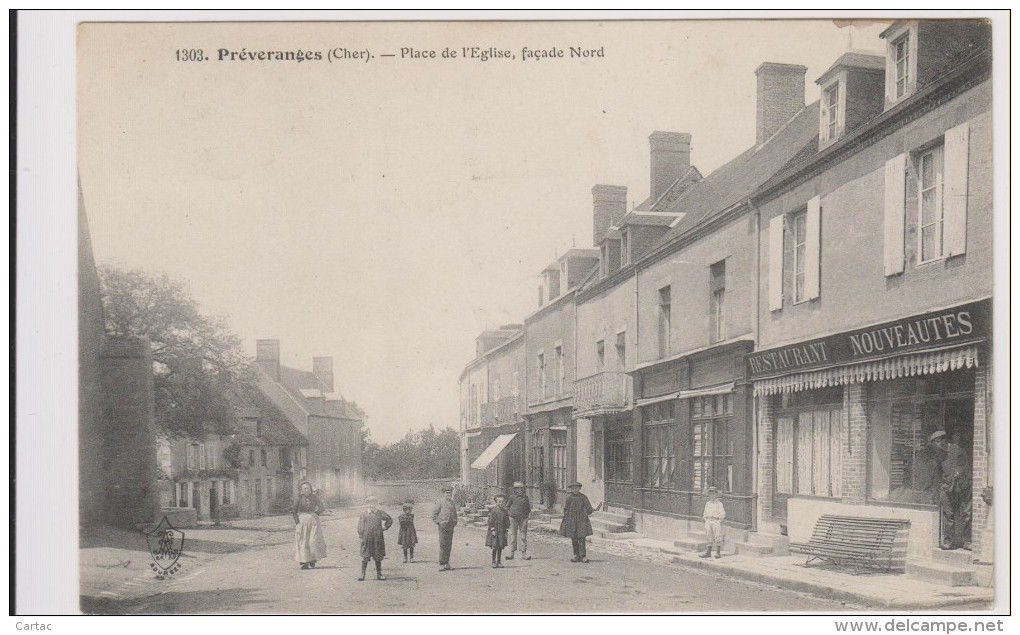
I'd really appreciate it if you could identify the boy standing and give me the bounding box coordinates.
[559,482,595,563]
[357,496,393,580]
[700,486,725,559]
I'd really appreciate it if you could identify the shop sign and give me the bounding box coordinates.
[747,299,990,379]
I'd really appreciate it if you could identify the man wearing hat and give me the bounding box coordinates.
[505,482,532,561]
[700,486,726,559]
[432,484,458,571]
[357,496,393,581]
[559,481,595,563]
[929,430,973,550]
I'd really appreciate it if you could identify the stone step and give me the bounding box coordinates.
[734,541,774,556]
[603,531,646,541]
[674,537,708,552]
[906,559,974,587]
[932,548,975,567]
[591,510,632,525]
[590,518,629,533]
[629,538,685,555]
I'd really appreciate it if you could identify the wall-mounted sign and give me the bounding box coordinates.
[747,299,990,380]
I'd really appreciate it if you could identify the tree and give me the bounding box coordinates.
[98,265,255,438]
[362,424,460,481]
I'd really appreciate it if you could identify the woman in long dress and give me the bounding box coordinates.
[293,481,327,570]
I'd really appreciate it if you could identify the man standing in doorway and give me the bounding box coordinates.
[432,484,458,571]
[930,430,973,550]
[505,482,532,561]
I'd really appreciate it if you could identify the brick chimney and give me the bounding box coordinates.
[256,339,281,382]
[755,62,807,146]
[649,132,691,202]
[592,184,628,246]
[313,356,334,392]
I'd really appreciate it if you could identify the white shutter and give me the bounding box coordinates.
[883,154,907,275]
[768,215,784,311]
[805,195,821,300]
[943,122,970,257]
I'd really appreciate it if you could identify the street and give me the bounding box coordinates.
[81,505,861,614]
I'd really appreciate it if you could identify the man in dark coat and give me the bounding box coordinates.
[357,496,393,581]
[559,481,595,563]
[506,481,532,560]
[432,484,458,571]
[931,430,973,550]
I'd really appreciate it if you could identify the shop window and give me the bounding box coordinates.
[691,394,734,492]
[551,430,568,490]
[642,401,679,490]
[606,423,633,483]
[867,371,974,504]
[775,389,843,498]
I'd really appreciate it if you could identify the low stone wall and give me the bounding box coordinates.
[158,507,198,528]
[364,479,459,507]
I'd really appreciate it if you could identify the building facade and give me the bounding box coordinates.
[254,339,366,505]
[749,20,993,561]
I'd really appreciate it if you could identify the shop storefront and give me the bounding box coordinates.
[626,340,755,539]
[751,299,991,559]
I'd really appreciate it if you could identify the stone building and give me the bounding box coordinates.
[253,339,365,505]
[748,21,993,574]
[78,180,160,529]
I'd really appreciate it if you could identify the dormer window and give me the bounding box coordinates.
[892,34,910,99]
[820,81,842,143]
[621,231,630,266]
[883,22,918,107]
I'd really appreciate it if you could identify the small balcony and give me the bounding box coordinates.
[480,395,521,427]
[573,372,632,417]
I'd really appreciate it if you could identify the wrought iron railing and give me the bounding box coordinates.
[573,372,632,415]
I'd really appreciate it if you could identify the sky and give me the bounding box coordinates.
[77,19,889,443]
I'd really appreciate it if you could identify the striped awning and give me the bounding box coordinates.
[753,345,979,396]
[470,433,517,470]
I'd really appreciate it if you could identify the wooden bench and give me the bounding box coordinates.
[789,514,910,573]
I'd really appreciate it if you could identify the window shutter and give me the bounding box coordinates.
[883,154,907,275]
[805,196,821,300]
[943,122,970,257]
[768,215,784,311]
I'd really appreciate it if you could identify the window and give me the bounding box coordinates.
[867,371,974,504]
[249,449,255,467]
[260,448,267,467]
[186,444,195,470]
[709,260,726,343]
[222,480,232,505]
[537,352,547,399]
[551,430,568,490]
[280,448,291,470]
[178,482,188,507]
[596,340,605,370]
[621,231,630,265]
[820,80,843,143]
[606,423,633,483]
[643,401,678,489]
[774,388,843,499]
[530,429,545,485]
[555,345,565,394]
[892,34,910,100]
[791,210,807,303]
[267,477,274,503]
[615,331,626,368]
[658,286,671,358]
[918,144,945,263]
[691,394,734,492]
